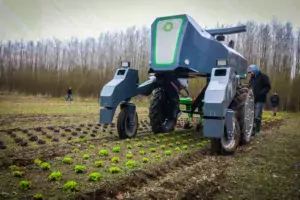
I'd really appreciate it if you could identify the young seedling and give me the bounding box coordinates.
[126,160,137,169]
[40,162,51,170]
[168,143,174,147]
[126,153,133,159]
[63,157,73,164]
[182,145,188,150]
[73,148,79,153]
[126,138,131,143]
[89,144,95,149]
[138,150,145,155]
[88,172,101,181]
[74,165,86,173]
[176,141,181,145]
[99,149,109,156]
[182,140,188,144]
[19,180,31,191]
[83,154,89,159]
[164,150,172,156]
[126,145,132,149]
[111,156,120,163]
[112,146,121,153]
[155,139,161,143]
[137,142,143,147]
[63,181,79,193]
[109,167,121,174]
[34,159,42,165]
[142,157,149,163]
[155,155,161,161]
[147,140,153,145]
[160,145,166,149]
[9,165,20,171]
[94,160,104,168]
[150,148,156,152]
[34,193,43,200]
[48,171,62,181]
[10,169,22,177]
[175,147,181,151]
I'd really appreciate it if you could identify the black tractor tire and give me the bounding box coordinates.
[149,87,178,134]
[232,83,255,145]
[210,83,255,155]
[117,107,138,139]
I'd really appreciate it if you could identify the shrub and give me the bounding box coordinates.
[12,171,23,177]
[82,154,89,159]
[34,193,43,200]
[74,165,86,173]
[63,181,79,192]
[126,160,137,168]
[150,148,156,152]
[88,172,101,181]
[142,157,149,163]
[48,171,62,181]
[109,167,121,174]
[19,180,31,191]
[164,150,171,156]
[89,144,95,149]
[99,149,109,156]
[112,146,121,153]
[94,160,104,167]
[63,157,73,164]
[138,150,145,155]
[111,157,120,163]
[126,153,133,159]
[40,162,51,170]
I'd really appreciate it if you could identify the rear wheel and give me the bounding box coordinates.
[149,87,179,134]
[232,83,255,145]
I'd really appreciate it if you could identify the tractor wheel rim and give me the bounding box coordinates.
[244,91,254,139]
[221,118,236,149]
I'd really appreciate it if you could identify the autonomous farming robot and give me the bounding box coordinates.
[99,14,255,155]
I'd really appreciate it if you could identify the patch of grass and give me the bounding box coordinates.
[215,115,300,200]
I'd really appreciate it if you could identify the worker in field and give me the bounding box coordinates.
[270,92,280,116]
[247,64,271,136]
[66,87,73,101]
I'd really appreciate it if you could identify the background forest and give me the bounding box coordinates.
[0,17,300,111]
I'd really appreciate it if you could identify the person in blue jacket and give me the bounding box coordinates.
[247,64,271,135]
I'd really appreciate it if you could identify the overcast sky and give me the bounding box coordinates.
[0,0,299,41]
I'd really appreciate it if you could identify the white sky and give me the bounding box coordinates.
[0,0,299,41]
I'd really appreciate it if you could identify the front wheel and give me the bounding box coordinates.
[210,115,241,155]
[117,107,138,139]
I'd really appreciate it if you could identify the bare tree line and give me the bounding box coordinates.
[0,17,300,111]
